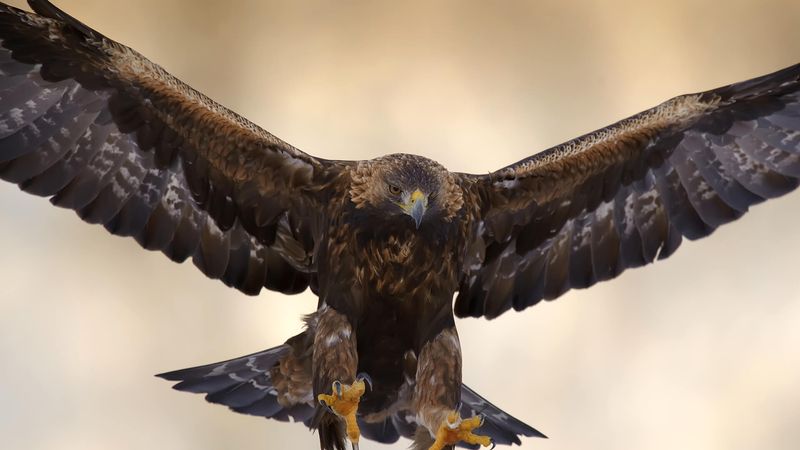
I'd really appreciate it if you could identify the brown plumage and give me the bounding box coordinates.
[1,1,799,449]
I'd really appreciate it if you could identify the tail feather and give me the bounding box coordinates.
[158,345,289,383]
[459,384,547,445]
[346,383,545,448]
[157,347,545,447]
[156,344,315,424]
[316,410,348,450]
[357,415,401,444]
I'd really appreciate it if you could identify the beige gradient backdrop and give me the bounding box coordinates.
[1,1,800,449]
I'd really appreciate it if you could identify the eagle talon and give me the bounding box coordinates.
[356,372,373,391]
[318,398,334,414]
[317,379,367,447]
[332,380,343,398]
[429,410,492,450]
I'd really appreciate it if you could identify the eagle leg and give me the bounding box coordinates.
[411,326,493,450]
[317,376,368,447]
[428,411,494,450]
[312,305,361,450]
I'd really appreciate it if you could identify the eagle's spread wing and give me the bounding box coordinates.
[0,1,346,295]
[456,63,800,319]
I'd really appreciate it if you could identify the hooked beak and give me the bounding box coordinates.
[405,189,427,229]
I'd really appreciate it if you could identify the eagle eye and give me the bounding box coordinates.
[388,184,402,195]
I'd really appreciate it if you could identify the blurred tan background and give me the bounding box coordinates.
[2,0,800,449]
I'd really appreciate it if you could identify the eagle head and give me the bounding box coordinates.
[348,154,464,229]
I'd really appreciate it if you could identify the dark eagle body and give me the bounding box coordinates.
[1,1,800,449]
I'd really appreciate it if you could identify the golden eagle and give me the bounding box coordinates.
[1,1,799,449]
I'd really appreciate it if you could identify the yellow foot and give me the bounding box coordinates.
[317,377,369,448]
[429,411,494,450]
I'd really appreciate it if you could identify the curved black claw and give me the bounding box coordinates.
[333,380,343,398]
[489,437,496,450]
[356,372,373,391]
[318,398,334,413]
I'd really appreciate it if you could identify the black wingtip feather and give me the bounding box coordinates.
[27,0,105,40]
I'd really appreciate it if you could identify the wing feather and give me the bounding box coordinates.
[0,1,348,295]
[456,63,800,319]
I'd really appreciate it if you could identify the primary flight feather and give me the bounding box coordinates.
[1,1,798,449]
